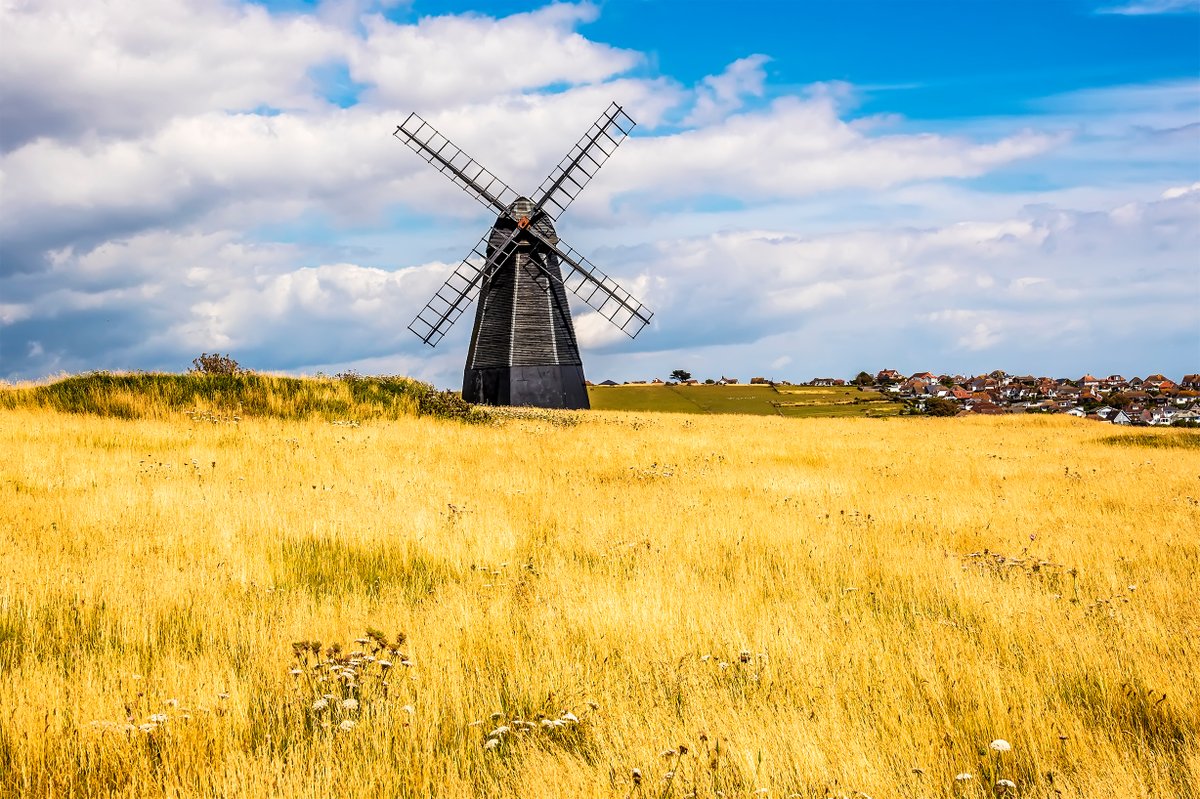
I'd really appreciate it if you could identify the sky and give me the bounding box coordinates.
[1,0,1198,386]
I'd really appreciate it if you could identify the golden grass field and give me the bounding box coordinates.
[1,391,1198,798]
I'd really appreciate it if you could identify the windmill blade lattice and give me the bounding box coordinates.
[407,227,523,346]
[394,114,519,215]
[522,231,653,339]
[534,103,636,221]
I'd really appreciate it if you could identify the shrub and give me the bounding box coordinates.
[189,353,243,376]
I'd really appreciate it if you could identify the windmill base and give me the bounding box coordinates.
[463,364,590,410]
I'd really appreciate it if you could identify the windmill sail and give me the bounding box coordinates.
[534,103,636,221]
[521,232,653,339]
[407,227,522,346]
[394,114,519,215]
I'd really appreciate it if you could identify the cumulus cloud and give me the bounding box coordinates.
[0,1,1196,383]
[683,55,771,127]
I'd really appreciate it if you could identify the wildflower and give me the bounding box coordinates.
[661,749,677,758]
[483,738,500,750]
[338,719,356,731]
[378,660,392,670]
[217,692,229,700]
[989,739,1012,753]
[401,705,415,715]
[631,768,642,786]
[148,713,168,724]
[312,698,328,711]
[664,771,675,780]
[488,726,509,739]
[955,773,973,781]
[490,711,504,722]
[164,699,179,708]
[586,700,599,710]
[995,779,1016,794]
[289,668,302,677]
[560,712,579,723]
[138,723,157,733]
[341,698,358,710]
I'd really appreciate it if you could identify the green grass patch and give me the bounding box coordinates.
[1098,430,1200,449]
[274,536,455,603]
[587,384,899,418]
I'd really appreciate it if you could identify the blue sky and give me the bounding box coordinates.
[1,0,1197,385]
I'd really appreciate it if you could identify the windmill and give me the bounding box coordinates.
[395,103,653,410]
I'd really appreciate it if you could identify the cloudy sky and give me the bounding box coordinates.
[1,0,1198,385]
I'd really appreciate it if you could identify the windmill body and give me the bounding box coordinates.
[395,104,652,410]
[463,197,588,408]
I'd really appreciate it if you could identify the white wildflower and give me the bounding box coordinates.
[483,737,499,750]
[312,698,328,711]
[341,698,358,710]
[148,713,168,724]
[560,712,579,723]
[401,704,415,715]
[954,773,973,781]
[989,739,1012,753]
[338,719,356,731]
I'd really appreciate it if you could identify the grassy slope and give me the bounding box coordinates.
[588,384,900,417]
[1,391,1198,798]
[0,372,484,423]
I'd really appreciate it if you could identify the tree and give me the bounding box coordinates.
[190,353,243,376]
[670,369,692,383]
[853,371,875,386]
[924,397,959,417]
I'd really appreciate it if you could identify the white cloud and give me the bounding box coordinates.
[0,1,1195,383]
[1097,0,1200,14]
[683,55,771,127]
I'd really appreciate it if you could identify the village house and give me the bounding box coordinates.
[875,369,903,384]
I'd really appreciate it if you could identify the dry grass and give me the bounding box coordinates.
[1,398,1197,798]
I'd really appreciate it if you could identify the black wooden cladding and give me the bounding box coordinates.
[465,206,582,370]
